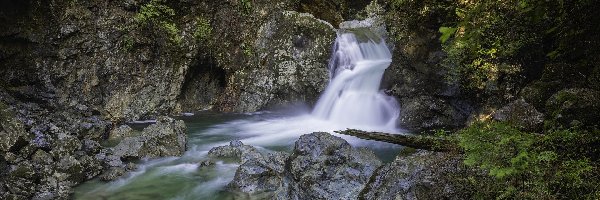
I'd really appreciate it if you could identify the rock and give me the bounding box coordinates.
[0,102,30,153]
[229,151,289,196]
[108,125,135,139]
[99,167,126,181]
[208,140,263,163]
[546,88,600,128]
[399,96,466,131]
[110,116,187,159]
[5,161,37,197]
[228,11,335,112]
[224,132,382,200]
[360,150,473,200]
[493,99,544,131]
[520,81,562,111]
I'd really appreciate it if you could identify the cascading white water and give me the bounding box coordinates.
[312,28,400,129]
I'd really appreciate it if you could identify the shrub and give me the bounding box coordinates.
[458,121,599,199]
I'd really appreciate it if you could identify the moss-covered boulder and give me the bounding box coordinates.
[546,88,600,128]
[493,99,544,132]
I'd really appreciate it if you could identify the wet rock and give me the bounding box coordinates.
[98,167,126,181]
[546,88,600,128]
[225,132,382,200]
[230,11,335,112]
[208,140,263,163]
[493,99,544,131]
[110,116,187,159]
[360,150,472,200]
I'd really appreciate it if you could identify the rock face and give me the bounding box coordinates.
[0,100,110,199]
[375,1,471,132]
[360,150,473,200]
[219,132,382,199]
[219,11,335,112]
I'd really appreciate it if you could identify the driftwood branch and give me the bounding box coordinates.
[335,129,460,152]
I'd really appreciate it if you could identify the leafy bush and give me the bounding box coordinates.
[439,0,600,94]
[458,121,600,199]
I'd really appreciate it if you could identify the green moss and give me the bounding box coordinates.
[194,17,212,41]
[134,0,181,45]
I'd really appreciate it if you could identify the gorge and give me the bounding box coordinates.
[1,0,599,199]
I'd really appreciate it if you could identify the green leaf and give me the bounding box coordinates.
[439,26,457,43]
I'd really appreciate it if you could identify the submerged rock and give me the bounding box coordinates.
[223,132,382,200]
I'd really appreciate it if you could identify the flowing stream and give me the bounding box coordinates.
[74,28,403,200]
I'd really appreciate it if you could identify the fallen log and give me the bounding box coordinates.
[335,129,460,152]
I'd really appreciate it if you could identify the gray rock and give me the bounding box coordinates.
[98,167,126,181]
[110,116,187,159]
[208,140,263,163]
[108,125,135,140]
[493,99,544,131]
[225,132,382,200]
[227,11,335,112]
[360,150,473,200]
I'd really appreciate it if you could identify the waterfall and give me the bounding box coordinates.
[312,28,400,129]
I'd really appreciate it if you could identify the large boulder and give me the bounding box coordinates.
[493,99,544,132]
[360,150,473,200]
[223,132,382,199]
[228,11,335,112]
[399,96,466,131]
[208,141,288,196]
[546,88,600,128]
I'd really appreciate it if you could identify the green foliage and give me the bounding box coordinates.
[439,0,600,94]
[134,0,181,45]
[194,17,212,41]
[438,26,456,43]
[458,121,600,199]
[134,0,175,24]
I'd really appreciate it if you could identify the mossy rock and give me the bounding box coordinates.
[546,88,600,128]
[520,81,562,111]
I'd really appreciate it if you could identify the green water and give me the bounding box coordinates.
[73,111,403,200]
